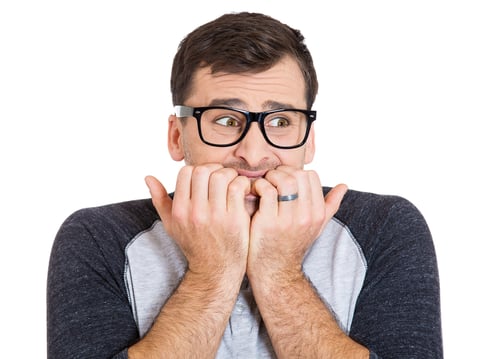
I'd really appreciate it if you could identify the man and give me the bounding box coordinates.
[47,12,443,358]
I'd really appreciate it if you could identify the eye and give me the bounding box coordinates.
[215,115,241,127]
[266,116,290,128]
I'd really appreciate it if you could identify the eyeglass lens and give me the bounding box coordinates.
[199,108,308,147]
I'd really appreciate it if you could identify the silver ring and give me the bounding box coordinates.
[277,193,299,202]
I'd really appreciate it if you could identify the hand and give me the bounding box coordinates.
[145,164,251,278]
[247,166,347,278]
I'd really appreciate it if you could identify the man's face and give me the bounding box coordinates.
[167,56,316,215]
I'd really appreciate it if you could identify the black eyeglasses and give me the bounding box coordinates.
[174,105,316,149]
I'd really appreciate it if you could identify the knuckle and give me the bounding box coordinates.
[191,211,208,225]
[176,166,193,183]
[171,202,187,221]
[228,179,243,194]
[192,165,210,178]
[284,175,298,189]
[211,167,235,183]
[179,165,194,176]
[266,186,278,199]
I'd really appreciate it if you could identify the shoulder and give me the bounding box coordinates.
[64,198,157,223]
[336,189,442,357]
[335,188,420,218]
[326,187,434,263]
[49,199,160,288]
[53,198,159,255]
[62,198,158,232]
[329,187,428,230]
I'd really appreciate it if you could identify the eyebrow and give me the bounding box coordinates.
[208,98,296,110]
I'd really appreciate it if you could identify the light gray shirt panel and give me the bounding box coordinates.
[125,218,366,357]
[303,218,367,332]
[125,222,187,335]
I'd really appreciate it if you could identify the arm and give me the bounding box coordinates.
[249,269,368,359]
[248,166,369,358]
[346,193,443,358]
[48,203,244,359]
[129,167,251,358]
[128,268,243,358]
[47,208,140,359]
[48,165,251,359]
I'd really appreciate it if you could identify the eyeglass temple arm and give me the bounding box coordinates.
[174,105,194,117]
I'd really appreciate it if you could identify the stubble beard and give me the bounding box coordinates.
[182,145,279,216]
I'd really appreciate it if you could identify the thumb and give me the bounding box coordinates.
[324,183,348,219]
[145,175,172,224]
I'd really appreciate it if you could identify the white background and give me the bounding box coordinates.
[1,1,480,357]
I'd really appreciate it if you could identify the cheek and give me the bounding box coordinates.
[182,136,232,165]
[277,149,309,168]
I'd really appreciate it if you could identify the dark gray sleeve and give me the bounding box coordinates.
[339,193,443,358]
[47,208,141,359]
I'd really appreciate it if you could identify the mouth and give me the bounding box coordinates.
[235,169,267,200]
[236,169,268,179]
[245,192,259,202]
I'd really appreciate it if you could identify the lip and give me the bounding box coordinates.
[235,170,265,199]
[245,192,259,201]
[236,169,267,179]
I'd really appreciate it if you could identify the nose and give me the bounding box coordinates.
[233,122,271,167]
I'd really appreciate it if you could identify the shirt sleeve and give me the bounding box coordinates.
[342,193,443,358]
[47,207,140,359]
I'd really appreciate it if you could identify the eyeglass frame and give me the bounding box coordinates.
[174,105,317,149]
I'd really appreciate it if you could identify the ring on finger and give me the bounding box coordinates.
[277,193,299,202]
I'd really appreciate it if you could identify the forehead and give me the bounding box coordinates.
[186,56,307,110]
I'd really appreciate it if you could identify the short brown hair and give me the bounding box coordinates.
[170,12,318,109]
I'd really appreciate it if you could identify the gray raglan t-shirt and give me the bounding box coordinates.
[47,188,443,358]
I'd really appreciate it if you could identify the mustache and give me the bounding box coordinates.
[222,160,280,174]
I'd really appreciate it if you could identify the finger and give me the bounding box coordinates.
[288,169,310,210]
[145,175,172,224]
[306,170,323,203]
[226,175,251,213]
[175,166,194,201]
[252,178,278,215]
[305,170,324,229]
[190,163,224,204]
[209,167,239,212]
[324,183,348,219]
[263,167,298,200]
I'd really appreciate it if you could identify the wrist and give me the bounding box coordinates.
[186,263,245,292]
[247,263,304,292]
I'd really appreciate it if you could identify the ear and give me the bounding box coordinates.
[167,114,185,161]
[304,125,316,164]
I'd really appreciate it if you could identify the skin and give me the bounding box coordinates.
[129,56,369,358]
